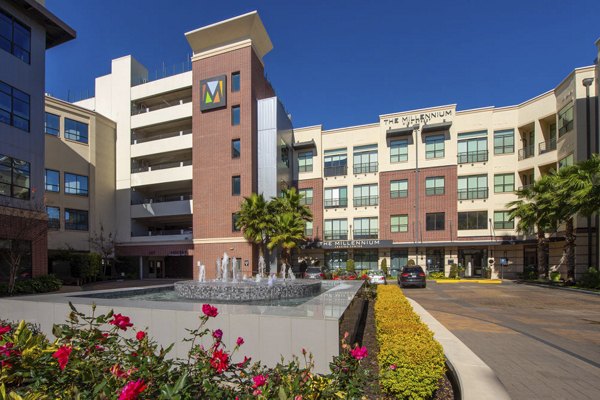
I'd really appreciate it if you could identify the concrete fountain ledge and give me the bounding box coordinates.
[174,279,322,301]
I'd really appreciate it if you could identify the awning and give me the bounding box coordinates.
[293,139,316,150]
[386,126,413,139]
[422,121,452,133]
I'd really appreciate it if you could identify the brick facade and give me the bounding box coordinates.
[298,178,323,240]
[116,244,193,257]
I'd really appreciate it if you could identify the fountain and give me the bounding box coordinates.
[174,252,322,301]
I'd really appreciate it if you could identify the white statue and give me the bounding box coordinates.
[198,262,206,283]
[288,266,295,280]
[216,258,222,281]
[232,257,238,283]
[281,262,286,280]
[222,252,229,282]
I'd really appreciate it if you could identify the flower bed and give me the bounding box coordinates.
[375,285,446,399]
[0,303,369,399]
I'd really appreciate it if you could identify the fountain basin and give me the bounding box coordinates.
[174,279,322,301]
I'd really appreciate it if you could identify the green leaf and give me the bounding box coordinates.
[278,386,288,400]
[92,380,107,397]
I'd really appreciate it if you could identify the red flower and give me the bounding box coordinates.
[237,355,251,367]
[118,379,147,400]
[52,345,72,370]
[109,314,134,331]
[348,275,357,280]
[212,329,223,341]
[135,331,146,341]
[350,346,368,360]
[0,326,10,335]
[252,374,268,388]
[202,304,219,318]
[236,337,244,346]
[210,348,229,373]
[110,364,127,379]
[389,364,397,370]
[0,342,13,356]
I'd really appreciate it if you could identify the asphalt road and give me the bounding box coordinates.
[404,281,600,400]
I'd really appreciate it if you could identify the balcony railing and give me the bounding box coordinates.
[353,196,378,207]
[131,128,192,144]
[48,219,60,230]
[324,198,348,208]
[457,188,489,200]
[131,96,192,116]
[353,162,378,174]
[131,194,192,205]
[518,145,535,160]
[457,151,488,164]
[131,160,192,173]
[324,165,347,177]
[353,230,378,239]
[132,228,192,237]
[390,190,408,198]
[538,139,557,154]
[324,230,348,240]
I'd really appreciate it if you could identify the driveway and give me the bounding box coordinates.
[404,281,600,400]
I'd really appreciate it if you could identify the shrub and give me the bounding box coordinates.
[449,263,459,279]
[428,271,445,280]
[375,285,446,399]
[0,275,62,296]
[346,259,355,274]
[519,264,537,280]
[550,271,561,282]
[407,259,416,266]
[579,267,600,289]
[380,258,388,277]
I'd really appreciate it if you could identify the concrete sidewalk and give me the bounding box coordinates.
[58,279,180,293]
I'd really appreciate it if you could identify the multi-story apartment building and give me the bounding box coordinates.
[65,11,598,280]
[44,95,116,262]
[0,0,74,279]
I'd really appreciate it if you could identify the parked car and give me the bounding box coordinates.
[367,270,386,284]
[304,266,322,279]
[398,266,427,288]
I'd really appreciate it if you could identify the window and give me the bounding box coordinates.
[0,9,30,63]
[391,215,408,233]
[231,105,240,125]
[353,184,378,207]
[457,132,488,163]
[425,135,445,159]
[494,211,514,229]
[558,103,573,137]
[390,179,408,198]
[231,139,240,158]
[458,175,488,200]
[324,186,347,208]
[324,219,348,240]
[324,149,347,176]
[304,221,313,237]
[47,206,60,230]
[0,81,30,131]
[353,145,378,174]
[426,213,445,231]
[458,211,488,230]
[64,118,88,144]
[298,151,313,172]
[232,213,240,231]
[425,176,445,196]
[45,113,60,136]
[232,72,240,92]
[354,217,378,239]
[299,188,313,205]
[0,154,30,199]
[45,169,59,192]
[280,140,290,167]
[559,154,573,170]
[65,209,88,231]
[325,250,348,270]
[232,175,240,196]
[390,139,408,163]
[494,129,514,154]
[494,173,514,193]
[354,250,378,271]
[64,173,88,196]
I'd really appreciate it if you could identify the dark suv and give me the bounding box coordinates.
[398,266,426,288]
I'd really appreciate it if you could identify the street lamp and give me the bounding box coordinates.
[582,77,595,269]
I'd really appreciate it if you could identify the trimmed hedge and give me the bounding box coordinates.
[375,285,446,399]
[0,275,62,296]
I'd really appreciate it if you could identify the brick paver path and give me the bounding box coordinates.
[405,281,600,400]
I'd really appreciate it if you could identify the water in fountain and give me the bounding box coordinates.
[216,258,222,281]
[288,266,295,280]
[222,252,229,283]
[198,262,206,283]
[258,256,266,277]
[232,257,238,283]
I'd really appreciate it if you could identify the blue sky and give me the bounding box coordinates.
[45,0,600,130]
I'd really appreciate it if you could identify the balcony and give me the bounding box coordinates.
[353,230,378,239]
[131,195,193,218]
[130,160,192,187]
[324,198,348,208]
[324,230,348,240]
[458,188,489,200]
[131,128,192,144]
[131,102,193,129]
[457,151,488,164]
[538,139,557,155]
[518,145,535,160]
[130,228,193,242]
[353,162,378,174]
[353,196,378,207]
[130,130,192,158]
[324,165,347,177]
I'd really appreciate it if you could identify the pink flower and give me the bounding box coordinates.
[0,342,13,356]
[252,374,268,388]
[0,326,10,335]
[118,379,147,400]
[109,314,133,331]
[212,329,223,341]
[52,345,72,370]
[202,304,219,318]
[389,364,397,370]
[294,396,303,400]
[350,346,368,360]
[236,337,244,346]
[136,331,146,341]
[210,348,229,373]
[253,389,262,396]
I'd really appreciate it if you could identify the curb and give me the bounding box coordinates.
[407,298,511,400]
[433,279,503,284]
[517,281,600,296]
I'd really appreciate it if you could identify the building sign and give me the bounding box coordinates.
[322,239,393,249]
[200,75,227,111]
[383,109,453,128]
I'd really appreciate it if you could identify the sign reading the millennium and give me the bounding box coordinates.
[321,239,393,249]
[383,109,453,128]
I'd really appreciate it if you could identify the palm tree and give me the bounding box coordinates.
[268,212,306,272]
[236,193,272,259]
[272,187,313,222]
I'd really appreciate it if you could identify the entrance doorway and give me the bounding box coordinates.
[459,248,487,277]
[391,249,408,277]
[523,247,537,274]
[148,258,164,278]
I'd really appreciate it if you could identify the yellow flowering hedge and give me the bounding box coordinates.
[375,285,446,399]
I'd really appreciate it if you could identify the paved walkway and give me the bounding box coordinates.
[405,281,600,400]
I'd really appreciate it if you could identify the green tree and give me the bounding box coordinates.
[380,258,388,276]
[268,212,306,271]
[236,193,273,259]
